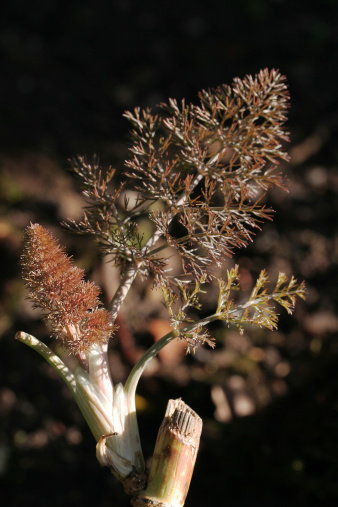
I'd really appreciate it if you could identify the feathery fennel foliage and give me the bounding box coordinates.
[63,68,305,352]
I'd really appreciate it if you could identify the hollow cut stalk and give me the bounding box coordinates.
[131,398,202,507]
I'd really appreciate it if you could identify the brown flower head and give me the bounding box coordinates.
[20,224,114,353]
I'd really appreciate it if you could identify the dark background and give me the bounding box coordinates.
[1,1,338,506]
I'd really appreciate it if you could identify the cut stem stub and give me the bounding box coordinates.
[131,398,202,507]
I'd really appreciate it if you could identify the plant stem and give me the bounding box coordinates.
[124,313,220,399]
[131,398,202,507]
[107,173,204,322]
[15,332,77,393]
[107,264,138,320]
[15,332,114,442]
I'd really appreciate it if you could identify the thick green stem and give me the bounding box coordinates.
[16,332,143,480]
[15,332,113,441]
[15,332,78,394]
[131,398,202,507]
[124,313,221,400]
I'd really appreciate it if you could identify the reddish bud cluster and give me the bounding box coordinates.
[20,224,114,353]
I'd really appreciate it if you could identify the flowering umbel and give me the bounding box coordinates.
[20,224,114,354]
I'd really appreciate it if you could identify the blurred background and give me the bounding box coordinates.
[0,0,338,505]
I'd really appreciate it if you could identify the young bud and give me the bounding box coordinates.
[20,223,114,353]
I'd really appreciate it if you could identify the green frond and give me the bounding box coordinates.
[217,269,305,332]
